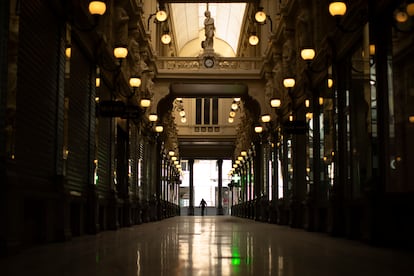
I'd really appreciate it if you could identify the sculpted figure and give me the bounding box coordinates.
[201,10,215,51]
[114,5,129,46]
[282,29,295,78]
[272,52,283,97]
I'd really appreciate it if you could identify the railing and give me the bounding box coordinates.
[155,56,263,73]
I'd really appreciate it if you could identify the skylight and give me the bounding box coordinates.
[170,2,247,57]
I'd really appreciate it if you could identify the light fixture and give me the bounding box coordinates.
[306,112,313,120]
[249,33,259,46]
[319,97,324,105]
[171,156,177,162]
[254,7,273,32]
[140,98,151,108]
[234,97,241,102]
[300,48,316,61]
[409,116,414,123]
[181,117,187,123]
[395,10,409,23]
[254,126,263,133]
[329,1,347,16]
[148,113,158,122]
[283,78,295,88]
[229,111,236,118]
[241,151,247,157]
[65,47,71,59]
[289,114,294,121]
[369,44,376,56]
[95,67,101,88]
[231,101,239,110]
[89,1,106,16]
[161,33,171,44]
[174,160,179,165]
[255,8,267,23]
[179,110,186,117]
[328,78,334,88]
[407,2,414,16]
[168,150,175,156]
[270,98,281,108]
[228,117,234,123]
[305,99,310,108]
[129,76,141,88]
[261,114,271,123]
[238,156,243,161]
[155,125,164,133]
[114,46,128,59]
[156,9,168,22]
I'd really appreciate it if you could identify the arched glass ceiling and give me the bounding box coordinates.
[170,2,247,57]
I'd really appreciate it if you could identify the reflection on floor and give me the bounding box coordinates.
[2,216,414,276]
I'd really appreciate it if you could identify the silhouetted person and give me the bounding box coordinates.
[199,198,207,216]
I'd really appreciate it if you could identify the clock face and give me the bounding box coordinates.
[204,57,214,68]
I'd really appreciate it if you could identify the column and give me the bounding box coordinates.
[217,159,224,215]
[187,159,194,215]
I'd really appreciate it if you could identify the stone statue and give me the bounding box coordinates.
[114,5,129,46]
[272,52,283,97]
[282,29,295,78]
[201,10,215,51]
[128,37,140,75]
[297,10,312,49]
[264,71,274,113]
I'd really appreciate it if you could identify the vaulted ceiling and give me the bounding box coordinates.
[169,2,247,57]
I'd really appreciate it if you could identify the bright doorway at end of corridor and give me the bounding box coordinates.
[180,159,232,215]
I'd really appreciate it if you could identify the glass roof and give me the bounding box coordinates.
[170,3,247,57]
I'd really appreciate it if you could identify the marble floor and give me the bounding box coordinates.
[2,216,413,276]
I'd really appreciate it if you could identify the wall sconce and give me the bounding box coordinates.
[270,98,281,108]
[148,113,158,122]
[254,126,263,133]
[328,1,347,17]
[88,1,106,15]
[65,45,71,59]
[261,114,271,123]
[155,125,164,133]
[249,33,259,46]
[161,32,172,44]
[300,48,316,62]
[328,78,334,88]
[147,4,168,30]
[231,101,239,111]
[113,45,128,60]
[283,78,295,88]
[254,7,273,32]
[393,1,414,32]
[95,67,101,88]
[329,1,365,33]
[140,98,151,108]
[319,97,324,105]
[129,76,141,89]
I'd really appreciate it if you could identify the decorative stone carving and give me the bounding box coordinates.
[282,29,295,78]
[114,4,129,46]
[201,10,215,52]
